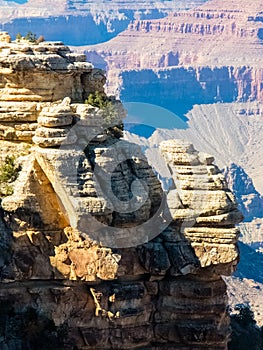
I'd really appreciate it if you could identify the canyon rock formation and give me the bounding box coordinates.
[223,164,263,222]
[81,0,263,194]
[0,0,206,45]
[0,33,242,349]
[83,0,263,107]
[78,0,263,327]
[81,0,263,236]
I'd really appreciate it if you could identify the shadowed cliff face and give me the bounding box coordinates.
[119,67,241,117]
[223,164,263,222]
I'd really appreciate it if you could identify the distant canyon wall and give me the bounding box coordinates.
[100,66,263,117]
[128,7,263,37]
[0,0,207,45]
[81,0,263,109]
[1,12,150,46]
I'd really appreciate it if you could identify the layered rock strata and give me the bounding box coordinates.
[0,32,105,142]
[160,140,243,269]
[82,0,263,112]
[0,32,242,349]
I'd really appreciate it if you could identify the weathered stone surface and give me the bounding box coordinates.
[0,35,107,143]
[38,115,73,127]
[33,134,77,147]
[0,32,243,350]
[50,228,121,282]
[160,139,242,270]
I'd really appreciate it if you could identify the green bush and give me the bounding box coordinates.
[0,156,21,196]
[16,32,22,42]
[85,91,118,126]
[15,32,45,44]
[24,31,37,43]
[228,304,263,350]
[85,91,108,109]
[0,156,20,183]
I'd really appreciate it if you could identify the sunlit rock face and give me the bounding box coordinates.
[0,34,105,142]
[0,32,242,349]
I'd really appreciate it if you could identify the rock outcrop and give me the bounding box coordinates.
[0,32,242,349]
[0,33,105,142]
[136,101,263,195]
[77,0,263,330]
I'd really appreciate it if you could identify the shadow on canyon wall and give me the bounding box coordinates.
[235,242,263,285]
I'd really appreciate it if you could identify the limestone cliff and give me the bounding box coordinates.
[0,32,242,349]
[0,32,105,142]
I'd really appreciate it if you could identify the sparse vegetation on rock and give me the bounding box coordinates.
[15,31,45,44]
[15,32,22,42]
[24,31,37,43]
[85,91,118,126]
[228,304,263,350]
[0,156,21,196]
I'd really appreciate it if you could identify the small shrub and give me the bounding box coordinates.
[15,32,44,44]
[85,91,118,126]
[0,156,20,183]
[85,91,108,109]
[0,156,21,196]
[24,31,37,43]
[16,32,22,42]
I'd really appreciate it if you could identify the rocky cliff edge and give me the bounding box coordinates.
[0,32,243,350]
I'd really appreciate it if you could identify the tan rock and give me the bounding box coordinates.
[0,31,11,43]
[37,115,73,127]
[32,134,77,147]
[35,126,71,138]
[0,32,243,350]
